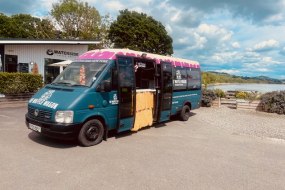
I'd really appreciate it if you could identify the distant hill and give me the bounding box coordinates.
[202,72,283,85]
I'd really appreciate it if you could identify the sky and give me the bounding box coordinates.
[1,0,285,79]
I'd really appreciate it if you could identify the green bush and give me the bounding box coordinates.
[235,91,260,101]
[214,88,226,98]
[202,89,217,107]
[0,72,43,94]
[260,91,285,114]
[235,91,249,99]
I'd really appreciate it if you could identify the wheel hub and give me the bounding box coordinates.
[85,126,99,141]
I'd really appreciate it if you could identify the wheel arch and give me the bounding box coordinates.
[183,101,192,110]
[83,115,108,140]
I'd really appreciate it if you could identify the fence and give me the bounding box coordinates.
[211,90,263,111]
[236,100,262,111]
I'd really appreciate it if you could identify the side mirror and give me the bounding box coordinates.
[96,80,111,92]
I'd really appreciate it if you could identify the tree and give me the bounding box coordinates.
[0,13,10,38]
[108,9,173,55]
[50,0,101,40]
[96,14,113,48]
[0,13,56,39]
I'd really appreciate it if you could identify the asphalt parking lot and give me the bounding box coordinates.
[0,106,284,190]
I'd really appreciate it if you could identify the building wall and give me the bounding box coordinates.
[4,44,88,78]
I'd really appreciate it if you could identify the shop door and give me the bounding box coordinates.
[117,57,135,132]
[158,62,173,122]
[5,55,18,72]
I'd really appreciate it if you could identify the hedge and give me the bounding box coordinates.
[260,91,285,114]
[202,89,217,107]
[0,72,43,94]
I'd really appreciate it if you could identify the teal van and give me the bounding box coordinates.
[26,49,201,146]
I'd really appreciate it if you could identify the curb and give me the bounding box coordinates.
[0,101,28,109]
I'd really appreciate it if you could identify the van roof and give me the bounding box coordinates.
[78,49,200,68]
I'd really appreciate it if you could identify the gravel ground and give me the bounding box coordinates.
[192,106,285,141]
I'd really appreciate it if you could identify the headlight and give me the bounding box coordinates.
[55,111,74,124]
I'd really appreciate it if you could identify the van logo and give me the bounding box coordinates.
[109,94,119,105]
[47,49,54,55]
[34,109,39,117]
[176,70,182,80]
[29,90,59,110]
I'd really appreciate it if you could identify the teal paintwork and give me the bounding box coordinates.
[160,110,171,122]
[171,90,201,115]
[28,60,119,130]
[118,117,135,132]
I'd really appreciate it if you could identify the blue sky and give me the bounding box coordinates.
[1,0,285,79]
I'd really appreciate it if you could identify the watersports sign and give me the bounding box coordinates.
[46,49,79,57]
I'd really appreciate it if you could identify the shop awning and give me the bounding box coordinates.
[49,60,72,67]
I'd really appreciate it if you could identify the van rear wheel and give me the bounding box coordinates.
[78,119,104,147]
[180,105,191,121]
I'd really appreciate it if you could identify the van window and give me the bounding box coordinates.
[187,69,201,90]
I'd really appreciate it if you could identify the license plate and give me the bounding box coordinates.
[29,123,41,133]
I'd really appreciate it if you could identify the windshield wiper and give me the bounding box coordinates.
[71,84,88,87]
[51,82,73,86]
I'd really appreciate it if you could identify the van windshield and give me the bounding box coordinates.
[52,61,108,87]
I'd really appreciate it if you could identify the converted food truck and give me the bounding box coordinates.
[26,49,201,146]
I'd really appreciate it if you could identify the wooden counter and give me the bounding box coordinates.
[132,89,155,131]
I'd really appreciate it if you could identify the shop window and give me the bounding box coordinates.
[18,63,29,73]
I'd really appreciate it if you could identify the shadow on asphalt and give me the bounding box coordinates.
[27,112,198,147]
[169,112,197,121]
[28,132,77,148]
[113,112,198,137]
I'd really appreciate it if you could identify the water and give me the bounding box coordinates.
[207,83,285,93]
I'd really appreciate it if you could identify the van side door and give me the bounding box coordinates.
[158,62,173,122]
[117,56,136,132]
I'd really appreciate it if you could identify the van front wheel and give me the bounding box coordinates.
[180,105,191,121]
[78,119,104,146]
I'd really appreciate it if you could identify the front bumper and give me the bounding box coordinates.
[25,114,82,140]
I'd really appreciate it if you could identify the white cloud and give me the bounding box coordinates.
[183,24,233,53]
[264,13,284,23]
[214,69,240,75]
[262,57,282,64]
[253,39,280,52]
[256,68,270,72]
[104,1,125,10]
[165,24,173,35]
[130,0,152,5]
[242,56,281,73]
[197,24,232,42]
[232,42,240,48]
[171,0,285,24]
[242,63,271,73]
[279,47,285,55]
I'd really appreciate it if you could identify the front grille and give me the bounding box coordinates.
[28,106,52,122]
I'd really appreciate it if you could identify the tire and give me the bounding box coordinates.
[78,119,104,147]
[180,105,191,121]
